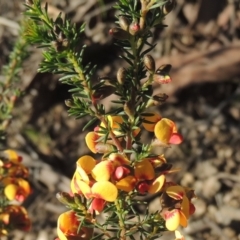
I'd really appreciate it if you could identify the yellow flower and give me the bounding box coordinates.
[134,159,155,181]
[70,155,118,213]
[91,161,114,181]
[134,159,165,194]
[2,177,31,202]
[142,113,162,132]
[99,115,123,136]
[57,211,93,240]
[76,180,118,214]
[0,205,30,235]
[3,150,22,164]
[71,155,96,194]
[162,185,195,231]
[115,175,136,192]
[85,131,99,153]
[154,118,183,145]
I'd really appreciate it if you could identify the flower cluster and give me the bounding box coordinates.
[0,150,31,236]
[23,0,197,239]
[56,114,195,239]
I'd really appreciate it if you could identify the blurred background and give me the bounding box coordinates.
[0,0,240,239]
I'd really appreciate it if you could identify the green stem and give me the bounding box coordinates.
[115,199,126,240]
[68,52,124,152]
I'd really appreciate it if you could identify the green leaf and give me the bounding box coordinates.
[82,117,98,131]
[59,74,78,81]
[120,54,133,66]
[140,44,157,57]
[149,1,167,10]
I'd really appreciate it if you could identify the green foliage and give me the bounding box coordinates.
[0,23,29,149]
[23,0,179,239]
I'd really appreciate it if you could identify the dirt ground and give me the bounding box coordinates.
[0,0,240,239]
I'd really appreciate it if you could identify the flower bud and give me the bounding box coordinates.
[137,38,143,49]
[163,0,176,15]
[153,64,172,84]
[51,40,68,52]
[56,192,77,208]
[95,143,114,153]
[129,22,140,35]
[153,93,168,102]
[109,28,130,40]
[74,193,86,210]
[25,0,33,5]
[124,101,134,121]
[54,17,64,27]
[92,85,116,101]
[144,54,155,73]
[53,24,61,35]
[146,93,168,107]
[119,16,130,31]
[57,31,65,42]
[62,39,69,48]
[65,99,73,107]
[155,162,172,173]
[146,93,168,108]
[137,181,149,194]
[99,76,112,84]
[117,67,127,84]
[155,64,171,75]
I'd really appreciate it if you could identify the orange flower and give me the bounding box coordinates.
[70,155,118,213]
[91,161,115,181]
[100,115,123,136]
[76,180,118,213]
[134,159,155,181]
[0,205,30,235]
[108,153,130,166]
[3,150,22,164]
[85,131,99,153]
[142,113,162,132]
[134,159,165,194]
[71,155,97,194]
[153,64,172,84]
[162,185,195,231]
[2,177,31,202]
[115,175,136,192]
[57,211,93,240]
[154,118,183,145]
[7,163,29,178]
[147,154,166,168]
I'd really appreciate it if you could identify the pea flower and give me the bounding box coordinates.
[70,155,118,214]
[142,114,183,146]
[154,118,183,145]
[134,159,165,194]
[0,150,29,179]
[0,205,30,235]
[2,177,31,202]
[161,185,195,231]
[85,116,140,153]
[3,150,22,164]
[142,113,162,132]
[56,211,93,240]
[153,64,172,84]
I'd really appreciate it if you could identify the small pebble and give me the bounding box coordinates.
[202,176,221,199]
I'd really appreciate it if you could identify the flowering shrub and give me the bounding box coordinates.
[0,10,31,236]
[0,150,31,236]
[23,0,196,239]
